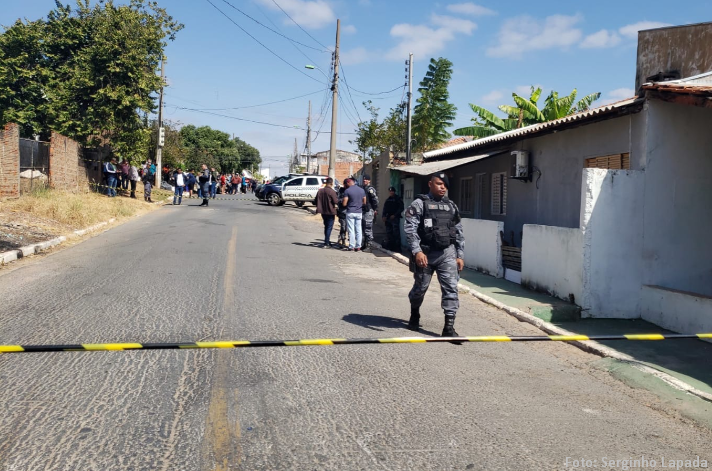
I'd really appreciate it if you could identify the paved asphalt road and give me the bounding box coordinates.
[0,197,711,470]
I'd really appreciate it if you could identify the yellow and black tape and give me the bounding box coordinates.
[1,333,710,353]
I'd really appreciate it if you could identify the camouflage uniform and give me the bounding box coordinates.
[361,184,379,248]
[404,194,465,333]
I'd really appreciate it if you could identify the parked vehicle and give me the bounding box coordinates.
[280,175,341,207]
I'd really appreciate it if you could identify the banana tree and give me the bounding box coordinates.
[454,87,601,138]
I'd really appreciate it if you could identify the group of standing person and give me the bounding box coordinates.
[102,157,156,202]
[167,166,258,206]
[316,172,466,338]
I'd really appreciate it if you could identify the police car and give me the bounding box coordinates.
[280,175,340,207]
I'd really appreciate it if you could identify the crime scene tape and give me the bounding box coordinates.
[1,333,711,353]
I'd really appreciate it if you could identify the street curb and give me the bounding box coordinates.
[370,241,712,403]
[0,197,170,267]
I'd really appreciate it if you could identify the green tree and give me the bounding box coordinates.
[233,137,261,172]
[412,57,457,151]
[0,0,183,158]
[351,101,407,161]
[454,86,601,137]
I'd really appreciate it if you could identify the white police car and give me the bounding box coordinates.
[280,175,340,207]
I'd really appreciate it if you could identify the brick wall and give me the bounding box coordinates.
[49,131,99,192]
[317,161,363,184]
[0,123,20,198]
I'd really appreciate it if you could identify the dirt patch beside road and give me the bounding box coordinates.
[0,187,171,252]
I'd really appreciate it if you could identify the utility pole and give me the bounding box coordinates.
[293,138,299,172]
[328,19,340,180]
[306,100,312,174]
[406,53,413,165]
[155,57,165,189]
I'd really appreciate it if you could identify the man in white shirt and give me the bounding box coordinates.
[173,168,185,205]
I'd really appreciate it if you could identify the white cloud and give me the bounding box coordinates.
[430,14,478,34]
[599,87,636,105]
[341,47,369,65]
[342,24,357,34]
[619,21,672,39]
[580,29,621,49]
[481,90,504,104]
[446,3,496,16]
[385,14,476,60]
[486,14,583,59]
[257,0,335,29]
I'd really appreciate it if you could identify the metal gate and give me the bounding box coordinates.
[19,138,50,194]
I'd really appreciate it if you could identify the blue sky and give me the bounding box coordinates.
[2,1,709,176]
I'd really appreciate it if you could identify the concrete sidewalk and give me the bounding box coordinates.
[458,269,712,400]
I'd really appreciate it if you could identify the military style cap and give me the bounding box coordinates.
[430,172,450,189]
[388,186,396,192]
[363,175,371,180]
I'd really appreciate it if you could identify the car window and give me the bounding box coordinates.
[306,178,319,186]
[285,178,303,186]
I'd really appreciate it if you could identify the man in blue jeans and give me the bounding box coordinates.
[341,178,367,251]
[103,157,118,197]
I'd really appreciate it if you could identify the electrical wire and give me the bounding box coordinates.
[219,0,329,52]
[270,0,329,50]
[204,0,326,85]
[338,64,363,123]
[170,106,306,130]
[348,85,404,96]
[167,89,326,111]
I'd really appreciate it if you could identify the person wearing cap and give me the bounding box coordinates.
[382,186,404,251]
[360,175,379,252]
[403,172,465,337]
[342,178,367,251]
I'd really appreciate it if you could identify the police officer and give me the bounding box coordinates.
[361,175,379,251]
[404,173,465,337]
[382,186,404,251]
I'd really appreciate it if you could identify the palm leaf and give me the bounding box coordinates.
[530,87,542,104]
[543,91,559,121]
[512,94,545,123]
[469,103,506,130]
[575,92,602,111]
[498,105,521,119]
[554,89,578,118]
[453,126,500,138]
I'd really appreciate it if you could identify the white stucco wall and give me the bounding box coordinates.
[641,285,712,336]
[580,168,645,318]
[642,100,712,298]
[461,218,504,278]
[521,225,583,304]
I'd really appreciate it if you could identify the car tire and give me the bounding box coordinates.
[267,193,281,206]
[295,201,304,208]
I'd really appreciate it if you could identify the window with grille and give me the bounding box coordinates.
[459,178,473,214]
[584,153,630,169]
[474,173,485,218]
[491,173,507,216]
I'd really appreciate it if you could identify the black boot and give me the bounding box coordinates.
[407,306,420,331]
[441,316,459,337]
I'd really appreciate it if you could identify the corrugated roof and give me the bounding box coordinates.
[423,97,641,159]
[391,154,494,175]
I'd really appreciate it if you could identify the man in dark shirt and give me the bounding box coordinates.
[341,178,367,251]
[382,186,405,251]
[315,177,339,248]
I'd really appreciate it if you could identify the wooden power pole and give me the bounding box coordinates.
[328,19,340,180]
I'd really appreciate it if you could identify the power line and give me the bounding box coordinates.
[171,106,306,130]
[338,64,363,123]
[204,0,326,86]
[349,85,404,96]
[270,0,329,50]
[219,0,329,53]
[167,89,326,111]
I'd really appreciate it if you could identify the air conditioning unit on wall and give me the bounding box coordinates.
[511,151,531,181]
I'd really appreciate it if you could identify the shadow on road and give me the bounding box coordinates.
[342,313,440,337]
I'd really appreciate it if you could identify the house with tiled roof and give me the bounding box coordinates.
[390,21,712,335]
